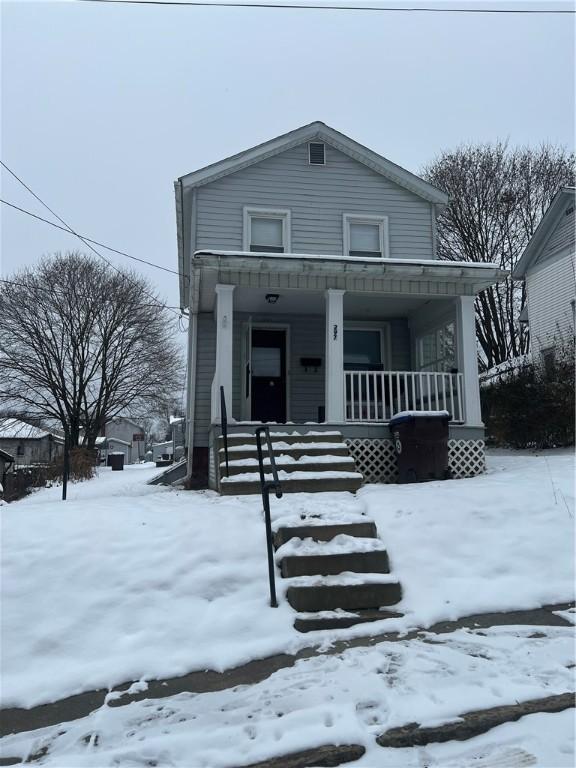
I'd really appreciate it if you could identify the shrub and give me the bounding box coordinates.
[2,447,97,502]
[481,333,575,449]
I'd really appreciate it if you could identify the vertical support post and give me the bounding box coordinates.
[324,288,345,423]
[456,295,483,427]
[211,284,235,424]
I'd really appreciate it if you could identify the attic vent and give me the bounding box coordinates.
[309,142,325,165]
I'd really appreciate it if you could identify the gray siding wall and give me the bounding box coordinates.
[193,313,217,447]
[195,142,434,260]
[193,311,411,446]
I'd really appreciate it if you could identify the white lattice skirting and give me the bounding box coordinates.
[346,438,485,484]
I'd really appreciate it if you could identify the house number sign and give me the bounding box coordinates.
[333,324,338,340]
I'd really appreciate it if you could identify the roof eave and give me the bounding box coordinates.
[513,187,576,279]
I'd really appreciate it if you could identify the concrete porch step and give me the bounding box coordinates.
[294,608,404,633]
[274,521,378,547]
[220,476,363,495]
[221,446,350,461]
[280,550,390,578]
[223,460,356,477]
[220,431,343,448]
[286,581,402,612]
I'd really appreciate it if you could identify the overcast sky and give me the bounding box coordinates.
[1,0,574,316]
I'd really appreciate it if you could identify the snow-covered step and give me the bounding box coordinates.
[294,608,403,633]
[280,550,390,578]
[223,459,356,477]
[286,576,402,613]
[220,431,343,448]
[276,534,389,577]
[220,445,350,462]
[274,521,377,547]
[220,473,363,496]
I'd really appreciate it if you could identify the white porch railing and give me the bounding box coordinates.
[344,370,465,423]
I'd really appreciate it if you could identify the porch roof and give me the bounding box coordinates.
[189,250,508,312]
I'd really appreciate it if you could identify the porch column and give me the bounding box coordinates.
[456,295,483,427]
[211,284,235,423]
[324,289,345,423]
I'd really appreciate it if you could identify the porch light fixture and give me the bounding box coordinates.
[265,293,280,304]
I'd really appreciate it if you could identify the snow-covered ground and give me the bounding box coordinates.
[1,453,574,714]
[1,625,574,766]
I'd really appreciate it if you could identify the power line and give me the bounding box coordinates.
[1,198,185,280]
[0,160,182,318]
[77,0,575,14]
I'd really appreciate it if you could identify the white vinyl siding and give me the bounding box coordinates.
[195,142,434,260]
[526,251,576,357]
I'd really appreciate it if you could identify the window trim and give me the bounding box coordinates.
[343,214,389,259]
[243,207,291,253]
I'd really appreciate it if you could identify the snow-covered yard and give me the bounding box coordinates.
[1,454,574,712]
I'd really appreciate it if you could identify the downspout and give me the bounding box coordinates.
[184,185,198,484]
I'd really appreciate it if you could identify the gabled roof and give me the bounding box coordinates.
[177,121,448,205]
[0,418,51,440]
[513,187,576,279]
[0,447,14,463]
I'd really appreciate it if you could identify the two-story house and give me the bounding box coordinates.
[175,122,506,492]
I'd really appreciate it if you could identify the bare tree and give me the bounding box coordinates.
[0,252,184,449]
[423,142,575,370]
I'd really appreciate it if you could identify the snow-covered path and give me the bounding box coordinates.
[1,624,573,767]
[1,453,574,713]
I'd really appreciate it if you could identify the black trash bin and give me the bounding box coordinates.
[108,452,125,471]
[389,411,450,484]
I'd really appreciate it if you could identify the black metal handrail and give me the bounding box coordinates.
[255,425,283,608]
[220,385,229,478]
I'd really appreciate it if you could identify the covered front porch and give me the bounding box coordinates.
[187,251,506,485]
[209,287,477,429]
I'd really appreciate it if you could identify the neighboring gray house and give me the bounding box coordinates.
[175,122,507,490]
[0,418,64,466]
[513,187,575,368]
[103,417,145,464]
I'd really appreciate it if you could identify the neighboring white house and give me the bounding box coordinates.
[513,187,575,369]
[175,121,507,489]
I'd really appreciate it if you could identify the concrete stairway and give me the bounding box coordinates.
[218,431,363,495]
[274,520,403,632]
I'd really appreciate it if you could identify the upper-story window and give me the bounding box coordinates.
[343,214,389,258]
[243,207,291,253]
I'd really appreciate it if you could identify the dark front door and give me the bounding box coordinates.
[251,329,286,422]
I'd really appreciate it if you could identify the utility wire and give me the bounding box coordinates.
[0,160,182,318]
[77,0,576,14]
[1,198,184,279]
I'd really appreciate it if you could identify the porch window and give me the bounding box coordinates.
[243,207,291,253]
[418,321,456,372]
[344,329,383,371]
[343,214,389,259]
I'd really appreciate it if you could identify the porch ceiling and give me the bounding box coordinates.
[198,283,440,318]
[190,251,508,314]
